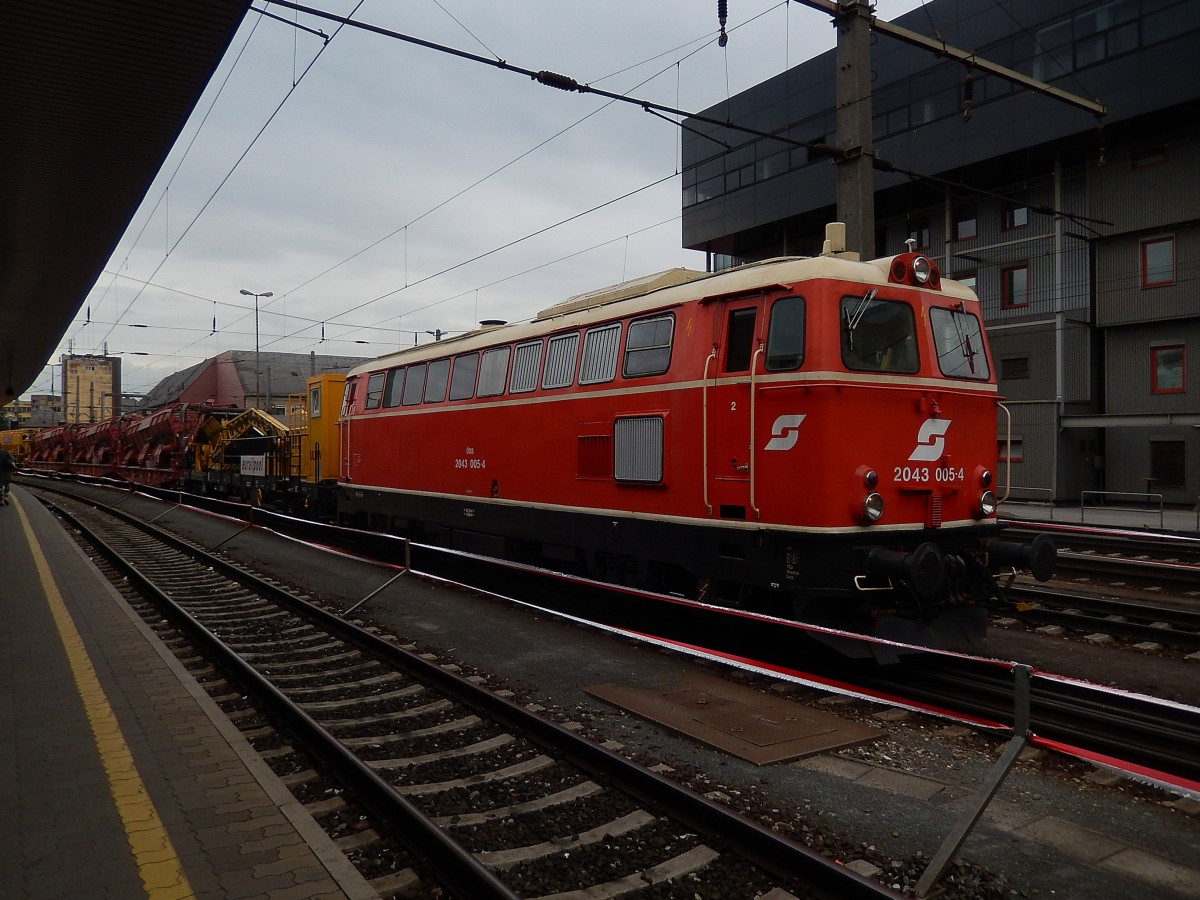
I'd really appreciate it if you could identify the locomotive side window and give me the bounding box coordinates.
[613,415,664,483]
[510,340,543,393]
[542,332,580,389]
[401,363,426,406]
[724,308,757,373]
[840,294,919,374]
[449,352,479,400]
[930,307,990,380]
[424,358,451,403]
[383,368,406,407]
[477,346,511,397]
[364,372,386,409]
[623,314,674,377]
[765,296,806,371]
[579,323,622,384]
[340,380,356,417]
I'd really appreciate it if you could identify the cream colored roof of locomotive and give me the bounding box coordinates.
[348,253,979,378]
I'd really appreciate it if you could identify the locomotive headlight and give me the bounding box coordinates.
[977,490,997,518]
[912,256,933,284]
[979,468,993,488]
[863,492,885,522]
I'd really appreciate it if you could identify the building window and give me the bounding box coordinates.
[1141,237,1175,287]
[1002,265,1029,308]
[1003,203,1029,231]
[999,436,1024,463]
[1152,345,1185,393]
[1150,441,1185,489]
[1001,355,1030,380]
[954,207,977,242]
[907,218,931,250]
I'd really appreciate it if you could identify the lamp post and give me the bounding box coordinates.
[240,289,272,408]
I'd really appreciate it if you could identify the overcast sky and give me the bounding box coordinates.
[37,0,924,398]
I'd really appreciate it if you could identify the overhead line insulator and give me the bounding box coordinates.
[534,70,581,92]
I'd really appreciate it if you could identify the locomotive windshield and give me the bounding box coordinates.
[765,296,805,371]
[930,306,990,380]
[839,294,918,373]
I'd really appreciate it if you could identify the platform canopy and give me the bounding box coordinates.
[0,1,249,402]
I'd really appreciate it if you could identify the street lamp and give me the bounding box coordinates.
[240,289,272,407]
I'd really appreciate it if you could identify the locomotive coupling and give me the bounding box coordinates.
[866,542,947,599]
[985,533,1056,582]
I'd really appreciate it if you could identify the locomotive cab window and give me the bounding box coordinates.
[840,294,918,374]
[765,296,805,371]
[930,307,990,380]
[724,308,757,373]
[364,372,385,409]
[401,363,426,406]
[339,380,356,417]
[449,352,479,401]
[384,368,405,407]
[424,358,451,403]
[623,314,674,377]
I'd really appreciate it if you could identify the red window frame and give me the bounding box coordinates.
[1001,265,1029,309]
[1151,344,1185,394]
[998,437,1024,463]
[1003,203,1029,231]
[1141,236,1175,287]
[953,207,977,242]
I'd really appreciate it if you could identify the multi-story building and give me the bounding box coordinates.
[682,0,1199,505]
[61,353,121,424]
[2,395,64,428]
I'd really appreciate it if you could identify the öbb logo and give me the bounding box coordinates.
[764,414,806,451]
[909,418,951,462]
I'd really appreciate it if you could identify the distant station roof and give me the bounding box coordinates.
[139,350,369,411]
[0,1,249,401]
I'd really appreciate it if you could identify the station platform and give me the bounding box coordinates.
[1000,499,1200,534]
[0,485,376,900]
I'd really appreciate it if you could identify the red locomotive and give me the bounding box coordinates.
[338,224,1055,652]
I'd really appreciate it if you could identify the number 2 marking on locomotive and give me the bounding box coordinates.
[764,414,807,451]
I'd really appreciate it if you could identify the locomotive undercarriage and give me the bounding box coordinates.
[340,486,1055,657]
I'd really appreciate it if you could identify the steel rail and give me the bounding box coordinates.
[40,487,896,900]
[38,477,1200,791]
[1008,585,1200,650]
[45,498,520,900]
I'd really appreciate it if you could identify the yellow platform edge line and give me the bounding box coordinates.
[14,494,195,900]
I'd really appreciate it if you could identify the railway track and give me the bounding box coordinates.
[1007,585,1200,652]
[42,489,892,899]
[32,475,1200,795]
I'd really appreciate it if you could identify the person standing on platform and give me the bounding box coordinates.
[0,447,15,505]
